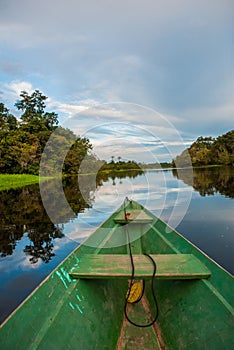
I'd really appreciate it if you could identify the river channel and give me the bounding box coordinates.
[0,166,233,323]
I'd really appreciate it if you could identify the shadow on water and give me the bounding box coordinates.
[172,166,234,198]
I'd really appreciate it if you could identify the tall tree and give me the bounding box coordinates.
[15,90,58,131]
[1,92,94,175]
[15,90,47,121]
[0,103,18,131]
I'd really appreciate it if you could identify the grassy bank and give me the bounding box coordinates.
[0,174,52,191]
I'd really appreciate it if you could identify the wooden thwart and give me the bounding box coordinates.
[114,209,153,224]
[69,254,211,280]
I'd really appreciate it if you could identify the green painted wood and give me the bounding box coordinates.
[0,224,128,350]
[117,296,161,350]
[69,254,211,280]
[126,223,143,255]
[0,199,233,349]
[128,237,142,255]
[114,209,153,224]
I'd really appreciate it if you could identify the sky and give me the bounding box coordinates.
[0,0,233,163]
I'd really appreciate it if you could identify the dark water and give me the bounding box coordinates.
[0,167,233,323]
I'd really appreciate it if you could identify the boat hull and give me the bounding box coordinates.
[0,200,233,349]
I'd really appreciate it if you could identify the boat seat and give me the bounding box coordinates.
[114,210,153,224]
[69,254,211,280]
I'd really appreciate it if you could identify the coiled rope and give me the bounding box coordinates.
[123,197,159,327]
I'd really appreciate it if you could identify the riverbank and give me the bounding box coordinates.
[0,174,52,191]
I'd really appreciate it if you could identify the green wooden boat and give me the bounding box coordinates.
[0,199,233,349]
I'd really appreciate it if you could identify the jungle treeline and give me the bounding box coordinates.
[0,90,93,175]
[0,90,144,176]
[1,90,233,174]
[173,131,234,167]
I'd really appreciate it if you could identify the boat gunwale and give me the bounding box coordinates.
[0,203,124,328]
[151,217,234,278]
[1,200,233,328]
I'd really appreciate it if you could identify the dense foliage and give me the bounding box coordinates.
[2,91,232,174]
[99,159,142,172]
[139,162,173,169]
[172,166,234,198]
[173,131,234,167]
[0,91,92,175]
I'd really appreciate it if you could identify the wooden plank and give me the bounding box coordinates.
[116,295,161,349]
[128,237,142,255]
[69,254,211,280]
[114,209,153,224]
[127,224,143,255]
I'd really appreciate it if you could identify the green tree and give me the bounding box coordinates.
[212,131,234,165]
[1,92,96,175]
[0,103,19,173]
[12,90,60,174]
[0,103,18,131]
[15,90,58,131]
[63,136,92,175]
[173,131,234,167]
[15,90,47,121]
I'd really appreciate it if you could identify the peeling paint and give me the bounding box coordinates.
[74,256,80,263]
[69,302,75,310]
[56,271,68,289]
[75,304,83,314]
[76,294,82,302]
[61,267,72,283]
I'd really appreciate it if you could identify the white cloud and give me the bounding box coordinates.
[0,0,232,162]
[1,78,232,163]
[179,103,234,136]
[47,99,89,116]
[8,81,34,96]
[0,80,35,115]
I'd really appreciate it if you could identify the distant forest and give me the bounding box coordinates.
[0,90,94,175]
[0,90,142,176]
[173,130,234,167]
[1,90,233,175]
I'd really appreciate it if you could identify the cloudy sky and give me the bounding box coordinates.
[0,0,233,162]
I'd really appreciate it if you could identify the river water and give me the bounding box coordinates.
[0,167,233,323]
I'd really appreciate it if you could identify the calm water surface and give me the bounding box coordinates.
[0,167,233,323]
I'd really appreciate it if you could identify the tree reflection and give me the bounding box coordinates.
[0,224,24,257]
[172,166,234,198]
[0,185,64,263]
[24,224,64,263]
[0,169,144,263]
[95,169,144,187]
[0,176,92,263]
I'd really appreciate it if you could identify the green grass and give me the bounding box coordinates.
[0,174,52,191]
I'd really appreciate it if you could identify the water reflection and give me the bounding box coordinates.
[0,168,233,325]
[2,166,231,264]
[0,177,90,263]
[0,170,143,263]
[172,166,234,198]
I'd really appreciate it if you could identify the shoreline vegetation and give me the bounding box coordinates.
[172,131,234,167]
[0,174,53,191]
[1,164,233,191]
[0,90,233,190]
